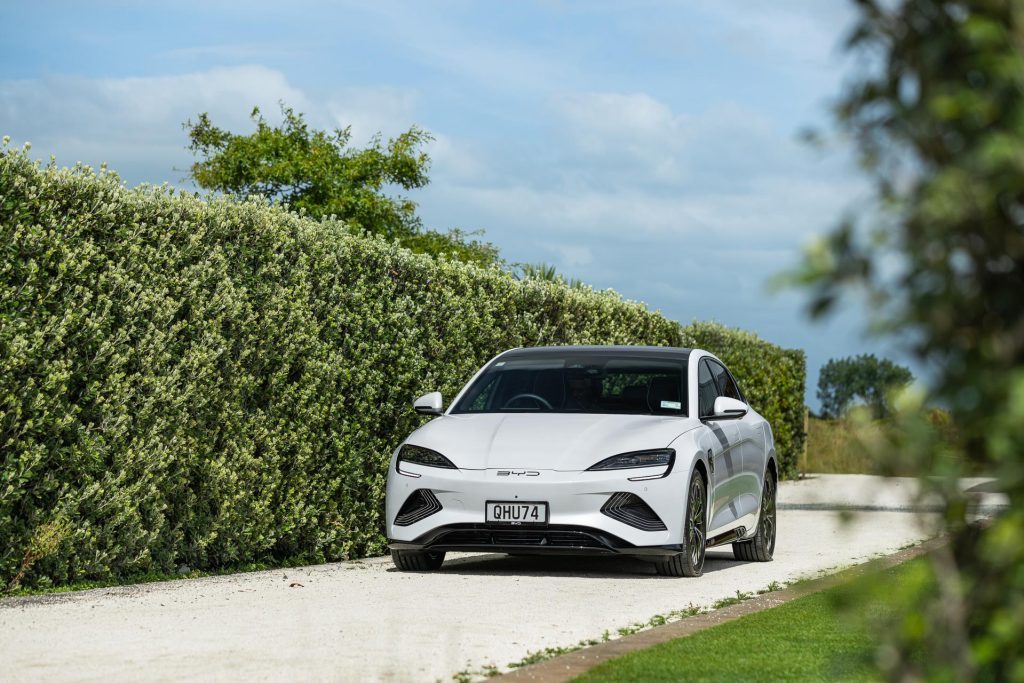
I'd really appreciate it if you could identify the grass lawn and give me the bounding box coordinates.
[801,412,962,476]
[573,558,933,682]
[801,416,884,474]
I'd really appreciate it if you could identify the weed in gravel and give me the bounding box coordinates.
[453,603,709,678]
[451,660,503,681]
[713,590,754,609]
[503,604,703,672]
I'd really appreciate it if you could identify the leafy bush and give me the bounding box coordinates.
[0,147,804,588]
[793,1,1024,677]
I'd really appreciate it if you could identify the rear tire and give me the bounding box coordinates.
[391,549,445,571]
[733,473,776,562]
[655,471,707,577]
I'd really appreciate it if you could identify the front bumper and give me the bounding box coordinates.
[386,460,692,549]
[388,523,684,557]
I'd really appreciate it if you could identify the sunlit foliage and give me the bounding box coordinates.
[794,1,1024,678]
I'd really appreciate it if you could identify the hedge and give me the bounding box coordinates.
[0,147,804,589]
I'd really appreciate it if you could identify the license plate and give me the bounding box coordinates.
[486,501,548,526]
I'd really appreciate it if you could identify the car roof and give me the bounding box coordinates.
[501,345,693,362]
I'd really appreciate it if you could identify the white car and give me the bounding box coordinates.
[385,346,777,577]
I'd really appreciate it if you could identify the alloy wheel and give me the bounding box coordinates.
[687,477,706,570]
[761,476,776,555]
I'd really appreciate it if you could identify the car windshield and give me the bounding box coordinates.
[451,354,687,415]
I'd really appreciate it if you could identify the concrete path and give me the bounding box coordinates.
[0,475,981,683]
[779,473,1007,515]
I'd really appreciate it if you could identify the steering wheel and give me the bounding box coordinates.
[502,393,554,410]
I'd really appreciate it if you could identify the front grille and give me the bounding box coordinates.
[433,527,605,548]
[600,492,667,531]
[394,489,442,526]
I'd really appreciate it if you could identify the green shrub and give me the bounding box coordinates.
[0,148,804,588]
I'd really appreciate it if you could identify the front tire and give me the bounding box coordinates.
[391,549,445,571]
[733,473,776,562]
[655,471,707,577]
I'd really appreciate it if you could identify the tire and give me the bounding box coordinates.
[733,473,776,562]
[391,549,445,571]
[655,471,707,577]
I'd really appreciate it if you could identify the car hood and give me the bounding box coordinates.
[404,412,701,471]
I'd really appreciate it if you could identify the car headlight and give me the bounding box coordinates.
[397,444,457,476]
[587,449,675,477]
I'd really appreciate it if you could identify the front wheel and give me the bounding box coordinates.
[655,471,707,577]
[391,549,445,571]
[733,474,776,562]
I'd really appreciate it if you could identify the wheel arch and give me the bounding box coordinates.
[691,455,711,530]
[765,449,778,485]
[692,456,709,487]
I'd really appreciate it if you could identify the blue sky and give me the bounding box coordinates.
[1,0,907,408]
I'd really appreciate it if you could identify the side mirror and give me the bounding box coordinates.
[712,396,748,420]
[413,391,443,416]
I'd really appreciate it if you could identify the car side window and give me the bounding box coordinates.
[710,361,742,401]
[726,368,746,403]
[697,360,718,417]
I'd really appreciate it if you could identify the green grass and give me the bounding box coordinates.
[801,417,884,474]
[800,411,965,475]
[572,558,934,683]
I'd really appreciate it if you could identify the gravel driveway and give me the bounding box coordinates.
[2,474,987,683]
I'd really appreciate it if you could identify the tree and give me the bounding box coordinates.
[816,354,913,418]
[792,0,1024,678]
[184,103,499,266]
[514,262,586,289]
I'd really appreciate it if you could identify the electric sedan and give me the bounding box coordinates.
[385,346,777,576]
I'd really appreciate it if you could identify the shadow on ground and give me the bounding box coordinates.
[386,550,743,578]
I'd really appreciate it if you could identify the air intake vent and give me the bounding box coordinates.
[435,528,607,549]
[395,489,442,526]
[600,492,667,531]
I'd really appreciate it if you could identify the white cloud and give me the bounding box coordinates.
[706,1,853,71]
[559,92,684,145]
[542,243,593,268]
[555,92,690,183]
[440,171,862,246]
[0,66,424,187]
[158,42,305,64]
[1,66,306,183]
[351,2,575,97]
[429,89,865,248]
[427,133,491,185]
[551,92,805,192]
[2,65,307,143]
[324,87,419,144]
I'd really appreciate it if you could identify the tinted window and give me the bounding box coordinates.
[709,361,742,401]
[452,355,687,415]
[697,360,718,417]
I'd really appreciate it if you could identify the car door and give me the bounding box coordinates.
[697,359,742,535]
[709,360,763,522]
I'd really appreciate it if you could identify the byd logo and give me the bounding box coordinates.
[497,470,540,477]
